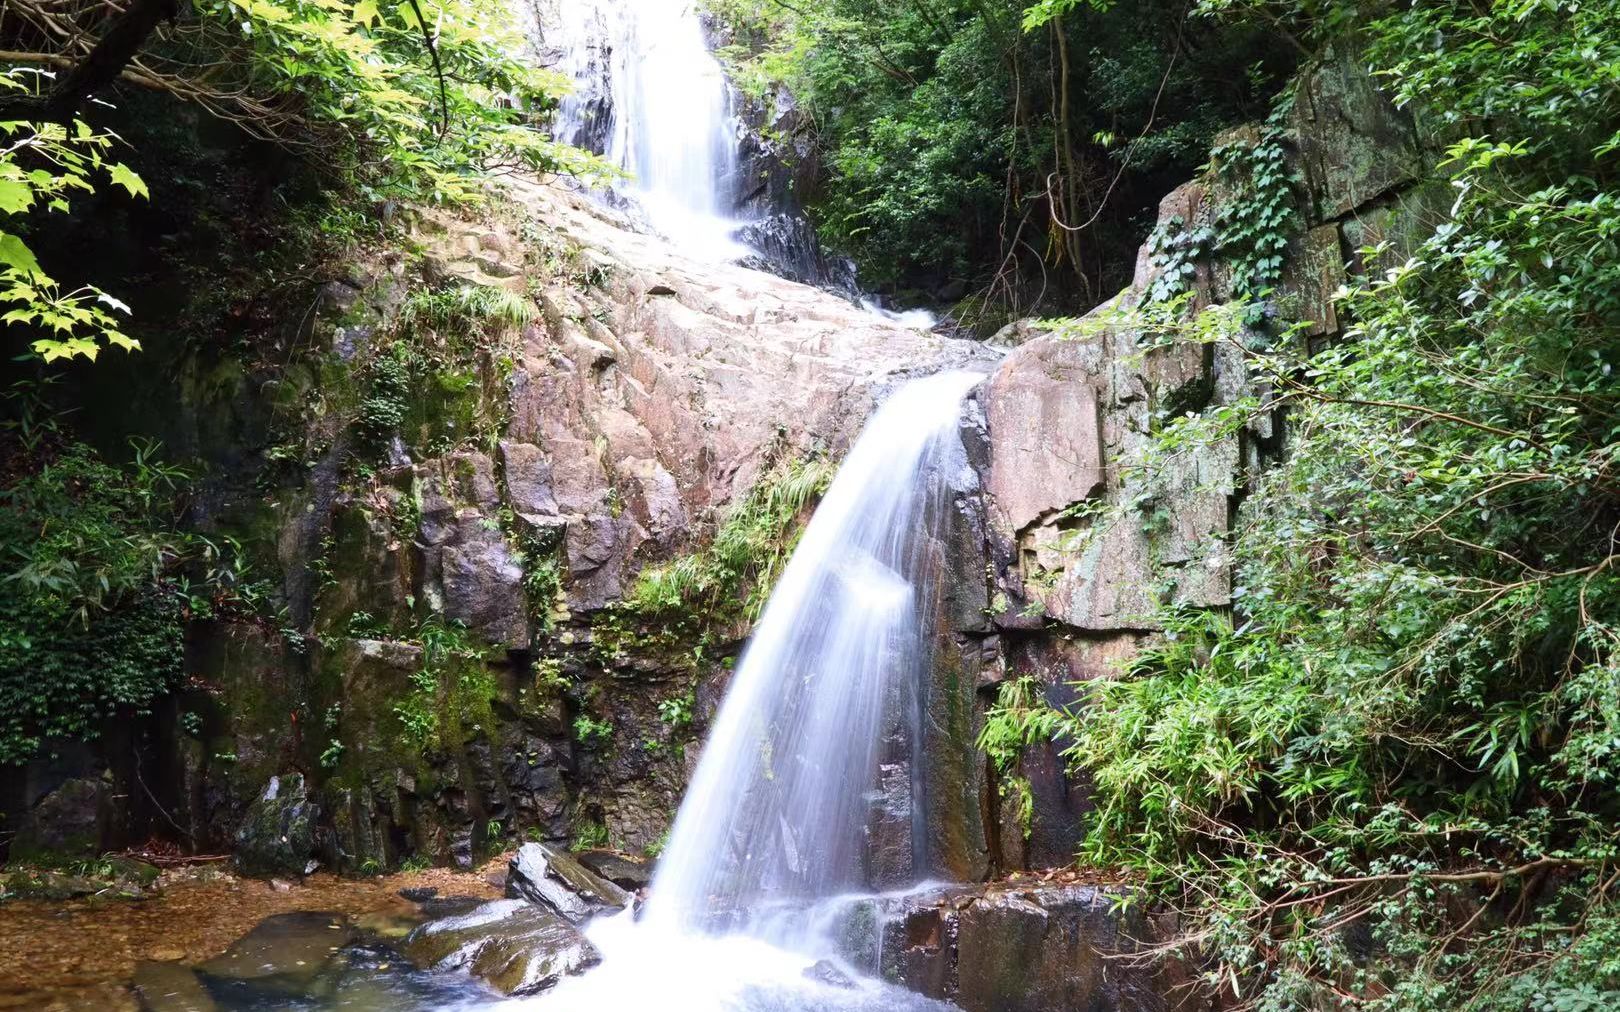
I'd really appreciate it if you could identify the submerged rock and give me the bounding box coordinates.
[233,774,320,877]
[131,959,218,1011]
[403,897,600,996]
[194,911,354,999]
[197,911,354,979]
[805,959,858,988]
[418,894,490,919]
[506,841,631,922]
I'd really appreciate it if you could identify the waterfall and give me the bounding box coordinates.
[646,370,979,931]
[534,0,934,322]
[530,371,981,1009]
[541,0,744,259]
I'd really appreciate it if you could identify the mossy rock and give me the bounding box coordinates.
[233,774,320,877]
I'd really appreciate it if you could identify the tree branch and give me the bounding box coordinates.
[0,0,185,122]
[405,0,449,140]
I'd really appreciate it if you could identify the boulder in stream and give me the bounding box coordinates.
[131,959,218,1012]
[505,841,631,922]
[195,911,354,995]
[404,897,601,996]
[574,848,654,890]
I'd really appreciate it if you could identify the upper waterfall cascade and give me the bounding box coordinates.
[541,0,745,259]
[535,0,934,323]
[526,372,983,1009]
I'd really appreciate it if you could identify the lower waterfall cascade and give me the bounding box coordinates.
[524,370,986,1008]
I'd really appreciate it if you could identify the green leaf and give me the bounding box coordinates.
[0,232,40,273]
[104,330,141,352]
[0,177,33,214]
[107,163,149,199]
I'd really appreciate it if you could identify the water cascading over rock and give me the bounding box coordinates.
[533,0,864,292]
[531,371,983,1007]
[540,0,742,259]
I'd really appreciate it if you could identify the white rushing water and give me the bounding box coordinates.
[519,371,983,1010]
[537,0,939,328]
[543,0,745,260]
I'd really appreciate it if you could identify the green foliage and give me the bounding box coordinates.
[1207,93,1299,320]
[978,676,1069,775]
[0,0,606,362]
[1016,1,1620,1006]
[397,853,432,872]
[978,676,1069,838]
[657,693,694,730]
[0,70,146,363]
[626,453,832,623]
[0,590,182,765]
[707,0,1292,308]
[594,451,831,674]
[572,819,610,850]
[572,714,614,745]
[521,555,562,625]
[398,283,538,333]
[1143,215,1215,305]
[189,0,572,196]
[392,617,495,753]
[356,343,412,451]
[500,500,564,633]
[353,281,531,456]
[0,436,255,763]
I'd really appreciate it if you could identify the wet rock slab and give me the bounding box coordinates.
[135,911,358,1010]
[574,848,654,890]
[840,881,1214,1012]
[198,909,351,977]
[132,959,219,1011]
[505,841,632,921]
[403,897,600,995]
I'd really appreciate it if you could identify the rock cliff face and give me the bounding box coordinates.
[5,175,994,875]
[967,44,1439,877]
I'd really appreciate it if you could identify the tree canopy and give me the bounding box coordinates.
[0,0,603,361]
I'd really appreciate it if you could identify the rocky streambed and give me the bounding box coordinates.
[0,844,645,1010]
[0,844,1206,1011]
[0,862,503,1010]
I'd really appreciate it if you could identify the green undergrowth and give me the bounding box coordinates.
[0,0,606,367]
[1140,90,1299,315]
[355,281,535,462]
[592,451,834,670]
[986,1,1620,1008]
[705,0,1293,309]
[391,617,497,755]
[0,416,265,764]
